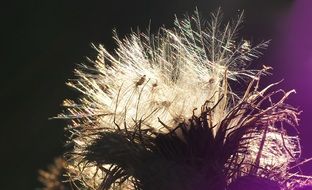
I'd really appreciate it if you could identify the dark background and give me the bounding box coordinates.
[2,0,312,189]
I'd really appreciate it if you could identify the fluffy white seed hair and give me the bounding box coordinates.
[61,9,268,134]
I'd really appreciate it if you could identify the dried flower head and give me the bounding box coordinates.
[38,158,72,190]
[53,8,311,190]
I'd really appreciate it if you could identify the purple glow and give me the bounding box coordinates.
[295,186,312,190]
[273,0,312,173]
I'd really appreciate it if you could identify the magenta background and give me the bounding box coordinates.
[272,0,312,174]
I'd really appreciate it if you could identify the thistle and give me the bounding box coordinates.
[47,8,312,190]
